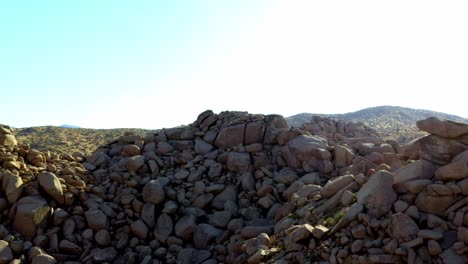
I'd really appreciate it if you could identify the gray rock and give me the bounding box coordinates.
[193,224,222,249]
[85,209,108,231]
[357,170,396,218]
[0,240,13,263]
[92,247,118,262]
[130,219,148,239]
[212,185,237,210]
[175,214,197,240]
[155,213,173,241]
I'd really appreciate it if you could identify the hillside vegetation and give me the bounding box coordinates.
[287,106,468,142]
[15,126,154,155]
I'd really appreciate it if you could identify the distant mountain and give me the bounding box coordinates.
[60,124,80,129]
[286,106,468,142]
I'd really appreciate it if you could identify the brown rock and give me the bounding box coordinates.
[59,239,82,255]
[214,122,245,149]
[142,180,165,205]
[13,195,50,239]
[37,171,64,204]
[415,191,455,216]
[245,121,265,145]
[356,170,396,218]
[417,135,468,165]
[416,117,468,139]
[2,171,24,204]
[387,213,419,242]
[287,134,330,161]
[427,240,442,256]
[435,160,468,182]
[286,224,314,243]
[334,144,354,168]
[458,227,468,243]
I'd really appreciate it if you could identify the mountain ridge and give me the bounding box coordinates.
[286,105,468,142]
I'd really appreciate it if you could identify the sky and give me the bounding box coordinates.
[1,0,467,129]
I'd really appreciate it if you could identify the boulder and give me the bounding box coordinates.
[415,191,455,216]
[393,160,436,192]
[435,158,468,182]
[416,117,468,139]
[214,122,245,148]
[356,170,396,218]
[13,195,50,239]
[417,135,468,165]
[387,213,419,242]
[37,171,64,204]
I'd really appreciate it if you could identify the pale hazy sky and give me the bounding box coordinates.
[1,1,467,129]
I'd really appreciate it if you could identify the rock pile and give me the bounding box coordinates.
[0,113,467,264]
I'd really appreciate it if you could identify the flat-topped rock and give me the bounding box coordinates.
[417,117,468,139]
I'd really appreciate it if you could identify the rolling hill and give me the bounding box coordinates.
[287,105,468,142]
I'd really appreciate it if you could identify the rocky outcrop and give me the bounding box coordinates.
[0,113,467,264]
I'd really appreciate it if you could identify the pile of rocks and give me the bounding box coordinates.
[0,113,467,264]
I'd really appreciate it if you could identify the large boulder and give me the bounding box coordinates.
[417,117,468,139]
[13,195,50,239]
[356,170,396,218]
[393,160,436,192]
[214,122,246,149]
[417,135,468,165]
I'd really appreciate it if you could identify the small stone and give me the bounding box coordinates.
[351,240,363,253]
[130,220,148,239]
[31,254,57,264]
[59,240,82,255]
[393,200,409,213]
[175,214,197,240]
[458,227,468,243]
[142,180,165,205]
[95,230,111,246]
[427,240,442,256]
[0,240,13,263]
[93,247,118,262]
[418,230,443,240]
[85,210,108,231]
[312,225,329,239]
